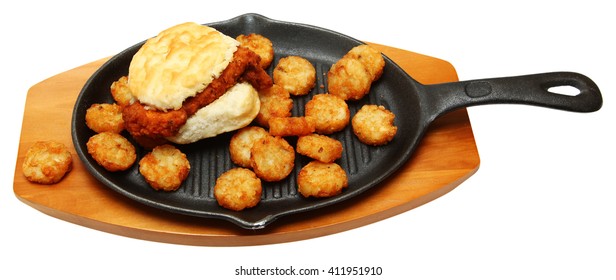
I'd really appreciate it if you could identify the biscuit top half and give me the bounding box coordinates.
[128,22,239,111]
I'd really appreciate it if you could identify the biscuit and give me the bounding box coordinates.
[128,22,239,110]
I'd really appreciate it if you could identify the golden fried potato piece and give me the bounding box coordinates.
[86,132,136,171]
[304,93,350,134]
[344,45,385,81]
[352,105,397,146]
[250,136,295,182]
[296,134,343,163]
[268,116,315,137]
[327,57,372,101]
[85,103,125,133]
[139,144,190,191]
[236,33,274,69]
[255,84,293,127]
[229,126,270,168]
[22,141,72,184]
[298,161,348,198]
[273,56,316,96]
[110,76,134,107]
[214,167,262,211]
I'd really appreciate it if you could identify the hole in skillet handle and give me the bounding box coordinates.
[547,85,581,96]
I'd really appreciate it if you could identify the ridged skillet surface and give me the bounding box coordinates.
[72,13,423,229]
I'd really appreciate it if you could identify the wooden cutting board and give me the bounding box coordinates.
[13,43,479,246]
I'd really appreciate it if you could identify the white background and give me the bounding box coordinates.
[3,1,614,279]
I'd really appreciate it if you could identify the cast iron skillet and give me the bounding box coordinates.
[71,13,602,229]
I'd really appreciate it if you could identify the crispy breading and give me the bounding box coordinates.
[255,84,293,127]
[229,126,270,168]
[214,167,262,211]
[86,132,136,172]
[85,103,125,134]
[268,116,315,137]
[343,45,385,81]
[250,136,295,182]
[352,105,397,146]
[236,33,274,69]
[297,161,348,198]
[22,141,72,184]
[273,56,316,96]
[304,93,350,134]
[296,134,343,163]
[327,57,372,101]
[138,144,190,191]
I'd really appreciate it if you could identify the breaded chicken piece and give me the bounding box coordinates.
[85,103,125,134]
[229,126,270,168]
[344,45,385,81]
[236,33,274,69]
[304,93,350,134]
[297,161,348,198]
[352,105,397,146]
[268,116,315,137]
[255,84,293,127]
[214,167,262,211]
[22,141,72,184]
[139,144,190,191]
[86,132,136,172]
[273,56,316,96]
[296,134,343,163]
[250,136,295,182]
[327,57,372,101]
[109,76,134,107]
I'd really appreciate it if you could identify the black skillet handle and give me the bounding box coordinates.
[422,71,602,121]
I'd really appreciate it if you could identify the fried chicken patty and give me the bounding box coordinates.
[122,47,272,140]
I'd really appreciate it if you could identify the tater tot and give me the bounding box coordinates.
[85,103,125,133]
[296,134,343,163]
[22,141,73,184]
[229,126,270,168]
[273,56,316,96]
[255,84,293,127]
[86,132,136,172]
[250,136,295,182]
[344,45,385,81]
[352,105,397,146]
[327,57,373,101]
[304,93,350,134]
[139,144,190,191]
[110,76,135,107]
[268,116,315,137]
[297,161,348,198]
[214,167,262,211]
[236,33,274,69]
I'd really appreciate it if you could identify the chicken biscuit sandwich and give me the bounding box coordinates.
[122,22,272,145]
